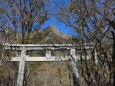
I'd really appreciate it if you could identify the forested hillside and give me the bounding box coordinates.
[0,25,78,86]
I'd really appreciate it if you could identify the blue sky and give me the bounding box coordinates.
[1,0,110,37]
[0,0,78,37]
[40,0,78,37]
[41,18,78,37]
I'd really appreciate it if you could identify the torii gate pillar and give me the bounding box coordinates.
[17,49,26,86]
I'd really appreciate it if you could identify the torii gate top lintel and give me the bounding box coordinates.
[4,43,93,50]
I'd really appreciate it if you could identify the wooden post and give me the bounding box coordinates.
[70,49,80,86]
[17,49,26,86]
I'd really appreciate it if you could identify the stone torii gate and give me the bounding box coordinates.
[4,43,93,86]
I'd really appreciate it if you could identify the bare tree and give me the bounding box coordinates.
[56,0,115,86]
[0,0,49,43]
[0,0,49,85]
